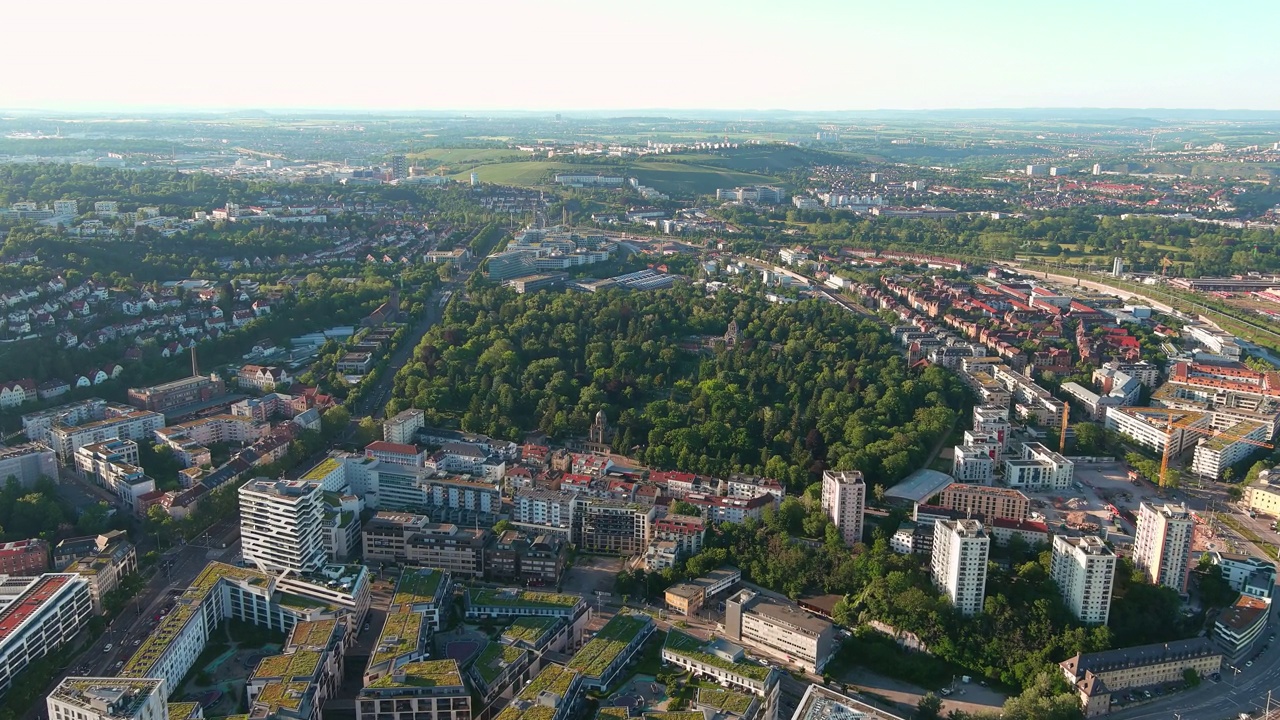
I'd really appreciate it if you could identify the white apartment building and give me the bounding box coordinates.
[1190,420,1270,480]
[48,678,166,720]
[240,479,327,574]
[952,445,994,484]
[1003,442,1073,490]
[1133,502,1194,594]
[972,404,1010,459]
[384,409,425,445]
[49,410,165,463]
[820,470,865,546]
[1105,407,1209,458]
[1050,535,1116,625]
[0,443,59,487]
[931,519,989,616]
[0,574,93,696]
[724,590,837,674]
[73,440,155,515]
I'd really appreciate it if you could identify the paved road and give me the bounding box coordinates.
[356,269,472,420]
[1110,606,1280,720]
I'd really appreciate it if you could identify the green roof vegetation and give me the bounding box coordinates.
[644,713,705,720]
[596,707,632,720]
[289,619,337,649]
[567,613,650,679]
[663,630,770,681]
[496,705,557,720]
[255,682,310,712]
[252,650,322,680]
[470,588,581,609]
[302,458,341,480]
[370,610,424,668]
[278,592,331,610]
[167,703,202,720]
[473,642,528,684]
[367,660,463,689]
[393,568,446,607]
[123,562,270,677]
[520,664,578,701]
[696,688,756,715]
[503,616,559,646]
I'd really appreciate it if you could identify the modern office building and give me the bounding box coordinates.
[484,530,569,586]
[0,574,93,697]
[240,479,327,574]
[1213,594,1270,665]
[661,629,781,719]
[1050,535,1116,625]
[1132,502,1194,593]
[931,519,989,616]
[724,589,837,673]
[820,470,865,546]
[47,678,167,720]
[1206,551,1276,601]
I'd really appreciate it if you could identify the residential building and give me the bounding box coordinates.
[1245,475,1280,517]
[724,589,836,673]
[936,484,1029,522]
[790,684,906,720]
[1003,442,1073,490]
[117,562,370,692]
[1061,638,1222,717]
[931,519,989,616]
[661,630,781,718]
[468,641,530,705]
[989,518,1050,547]
[356,660,471,720]
[61,531,138,613]
[360,513,488,577]
[566,612,654,690]
[1206,551,1276,601]
[1214,594,1270,665]
[820,470,865,546]
[384,409,424,445]
[1105,407,1210,458]
[1132,502,1194,593]
[247,619,345,720]
[388,567,453,631]
[972,404,1011,459]
[0,574,93,696]
[126,374,225,412]
[484,530,568,586]
[48,409,165,464]
[364,441,425,467]
[951,445,994,484]
[651,514,706,555]
[73,440,156,515]
[237,365,292,392]
[1050,535,1116,625]
[0,539,49,575]
[488,664,581,720]
[577,500,653,556]
[1190,420,1271,480]
[47,678,166,720]
[0,443,58,487]
[240,479,327,574]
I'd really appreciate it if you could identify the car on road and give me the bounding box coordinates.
[133,638,141,646]
[103,643,112,653]
[939,689,951,697]
[1247,660,1254,667]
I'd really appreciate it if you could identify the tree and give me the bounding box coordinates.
[1072,422,1106,455]
[492,520,513,534]
[670,501,700,517]
[76,502,113,536]
[915,693,943,720]
[321,405,351,438]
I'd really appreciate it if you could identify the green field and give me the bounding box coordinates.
[408,148,529,167]
[452,158,776,195]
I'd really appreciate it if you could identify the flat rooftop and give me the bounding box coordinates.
[884,469,954,504]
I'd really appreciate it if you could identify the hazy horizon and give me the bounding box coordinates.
[4,0,1278,113]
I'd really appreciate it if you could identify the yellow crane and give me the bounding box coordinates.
[1059,404,1070,454]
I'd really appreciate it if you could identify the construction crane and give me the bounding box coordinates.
[1059,404,1070,454]
[1158,412,1273,487]
[1161,256,1175,277]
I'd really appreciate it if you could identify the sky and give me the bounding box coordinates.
[3,0,1278,112]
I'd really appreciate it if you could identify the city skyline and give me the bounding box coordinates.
[3,0,1277,112]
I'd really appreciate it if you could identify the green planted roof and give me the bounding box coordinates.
[473,642,528,684]
[370,610,424,668]
[663,629,771,681]
[394,567,447,607]
[520,664,578,701]
[503,616,559,645]
[696,688,756,715]
[567,613,650,679]
[470,588,581,609]
[368,659,464,689]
